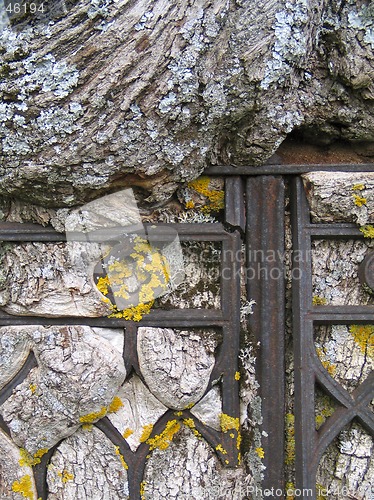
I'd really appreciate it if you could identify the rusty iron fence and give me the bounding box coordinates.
[0,163,373,499]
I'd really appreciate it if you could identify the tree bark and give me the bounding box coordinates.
[0,0,373,206]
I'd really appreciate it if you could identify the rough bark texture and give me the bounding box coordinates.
[0,0,373,206]
[0,325,126,454]
[303,172,374,225]
[301,172,373,499]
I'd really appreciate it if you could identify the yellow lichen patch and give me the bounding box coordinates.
[219,413,239,433]
[29,384,37,395]
[316,347,337,376]
[285,413,295,465]
[109,301,154,322]
[352,183,365,191]
[234,371,240,381]
[349,325,374,359]
[360,225,374,238]
[79,406,107,424]
[139,424,154,443]
[312,295,327,306]
[11,475,34,499]
[146,420,181,451]
[185,200,195,209]
[140,481,146,500]
[182,418,195,428]
[123,428,134,439]
[57,470,74,483]
[182,418,201,438]
[174,411,183,417]
[114,446,128,470]
[108,396,124,414]
[286,482,295,500]
[82,424,93,431]
[187,176,224,213]
[215,444,227,455]
[19,448,48,467]
[315,394,335,430]
[96,275,111,296]
[352,194,367,207]
[236,432,242,450]
[316,483,328,500]
[255,447,265,459]
[97,235,170,322]
[229,433,235,439]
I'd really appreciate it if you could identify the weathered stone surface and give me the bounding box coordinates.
[108,375,168,452]
[0,1,373,207]
[0,242,112,317]
[0,429,37,500]
[0,325,126,454]
[137,328,217,410]
[312,239,374,306]
[302,172,374,225]
[143,427,246,499]
[47,426,129,499]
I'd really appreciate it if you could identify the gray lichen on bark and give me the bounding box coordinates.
[143,426,246,499]
[0,325,126,454]
[47,426,129,499]
[0,242,112,317]
[312,239,374,306]
[137,327,218,410]
[0,0,373,207]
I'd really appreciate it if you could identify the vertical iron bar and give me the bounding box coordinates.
[290,177,317,497]
[225,177,246,231]
[221,231,242,465]
[246,176,286,493]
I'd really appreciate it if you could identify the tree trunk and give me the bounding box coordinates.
[0,0,373,207]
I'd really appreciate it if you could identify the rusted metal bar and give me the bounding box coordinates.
[291,176,374,499]
[246,176,286,494]
[205,163,374,175]
[224,177,246,231]
[290,177,317,496]
[0,309,227,327]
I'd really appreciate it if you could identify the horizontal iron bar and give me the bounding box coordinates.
[205,163,374,175]
[306,224,364,238]
[0,222,231,242]
[0,308,227,328]
[309,305,374,324]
